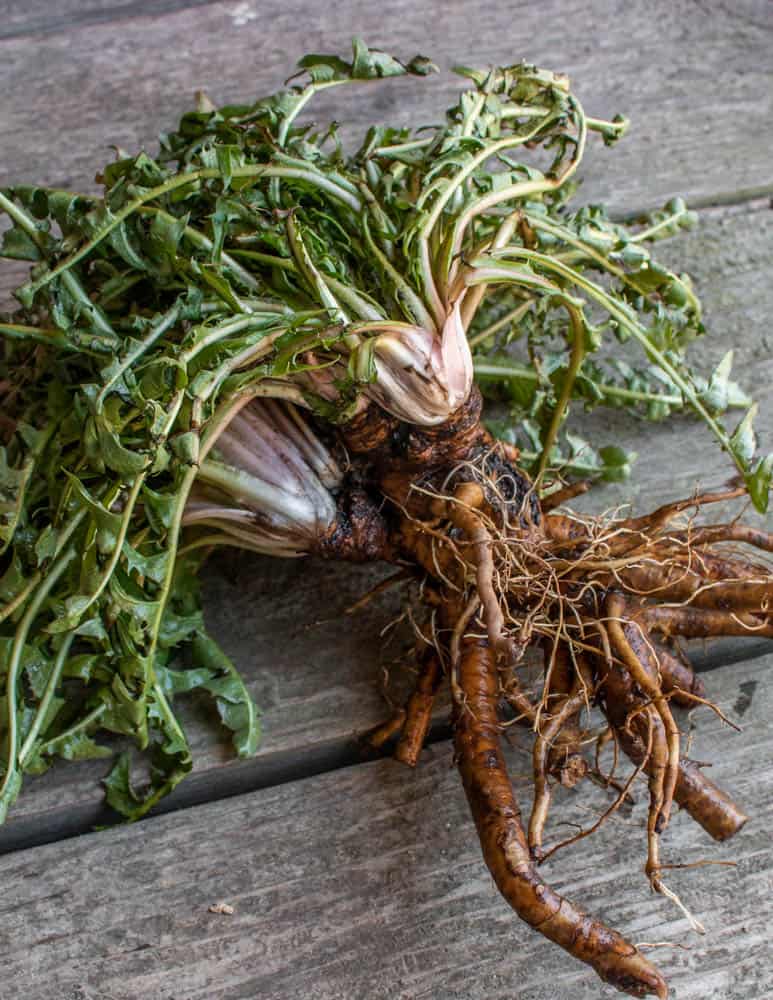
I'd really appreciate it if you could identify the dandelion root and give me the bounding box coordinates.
[332,390,766,995]
[454,638,668,999]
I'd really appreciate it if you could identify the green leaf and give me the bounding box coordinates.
[0,637,51,693]
[215,146,243,192]
[90,413,150,475]
[65,472,123,553]
[699,350,735,413]
[122,542,170,586]
[155,663,216,696]
[0,225,41,261]
[729,404,758,468]
[107,218,148,272]
[49,730,112,762]
[0,552,27,604]
[0,450,33,555]
[351,37,417,79]
[297,53,352,83]
[103,752,140,817]
[33,525,59,566]
[598,444,635,482]
[190,632,261,758]
[158,603,204,648]
[746,453,773,513]
[149,209,189,260]
[142,485,178,534]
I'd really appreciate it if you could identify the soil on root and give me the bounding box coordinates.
[311,390,771,997]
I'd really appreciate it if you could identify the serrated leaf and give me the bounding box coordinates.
[746,453,773,513]
[155,663,216,696]
[122,542,169,586]
[0,225,40,261]
[65,472,123,553]
[699,350,734,412]
[729,404,758,468]
[49,730,112,762]
[91,413,150,475]
[103,752,139,817]
[0,449,32,554]
[190,632,261,758]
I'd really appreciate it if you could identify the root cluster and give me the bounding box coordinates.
[336,389,771,998]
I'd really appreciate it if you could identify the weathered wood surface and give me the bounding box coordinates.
[1,4,772,996]
[2,197,772,849]
[1,2,773,853]
[0,654,769,1000]
[1,0,772,211]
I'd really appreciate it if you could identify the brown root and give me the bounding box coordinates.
[394,650,443,767]
[596,647,748,841]
[541,479,592,511]
[615,485,746,536]
[454,637,668,999]
[613,562,772,613]
[647,637,706,709]
[528,668,590,859]
[605,597,680,836]
[674,523,773,553]
[435,481,515,664]
[332,400,769,997]
[639,605,773,639]
[361,709,407,751]
[673,758,749,842]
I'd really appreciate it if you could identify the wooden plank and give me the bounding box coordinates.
[1,200,772,849]
[0,555,417,840]
[0,1,215,41]
[561,198,773,516]
[0,654,769,999]
[0,0,772,213]
[1,2,773,846]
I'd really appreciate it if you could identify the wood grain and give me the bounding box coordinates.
[1,0,772,212]
[0,3,771,996]
[2,196,772,849]
[0,654,768,1000]
[1,0,772,863]
[0,0,217,41]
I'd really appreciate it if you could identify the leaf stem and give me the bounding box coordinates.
[18,164,363,303]
[67,476,146,625]
[0,189,116,337]
[97,303,181,409]
[535,303,585,483]
[467,298,533,348]
[36,702,107,758]
[0,321,70,350]
[0,542,78,810]
[18,631,76,767]
[487,247,740,473]
[525,212,701,317]
[473,359,683,407]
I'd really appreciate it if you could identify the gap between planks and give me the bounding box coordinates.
[1,197,772,853]
[0,654,769,1000]
[1,3,772,858]
[0,635,766,856]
